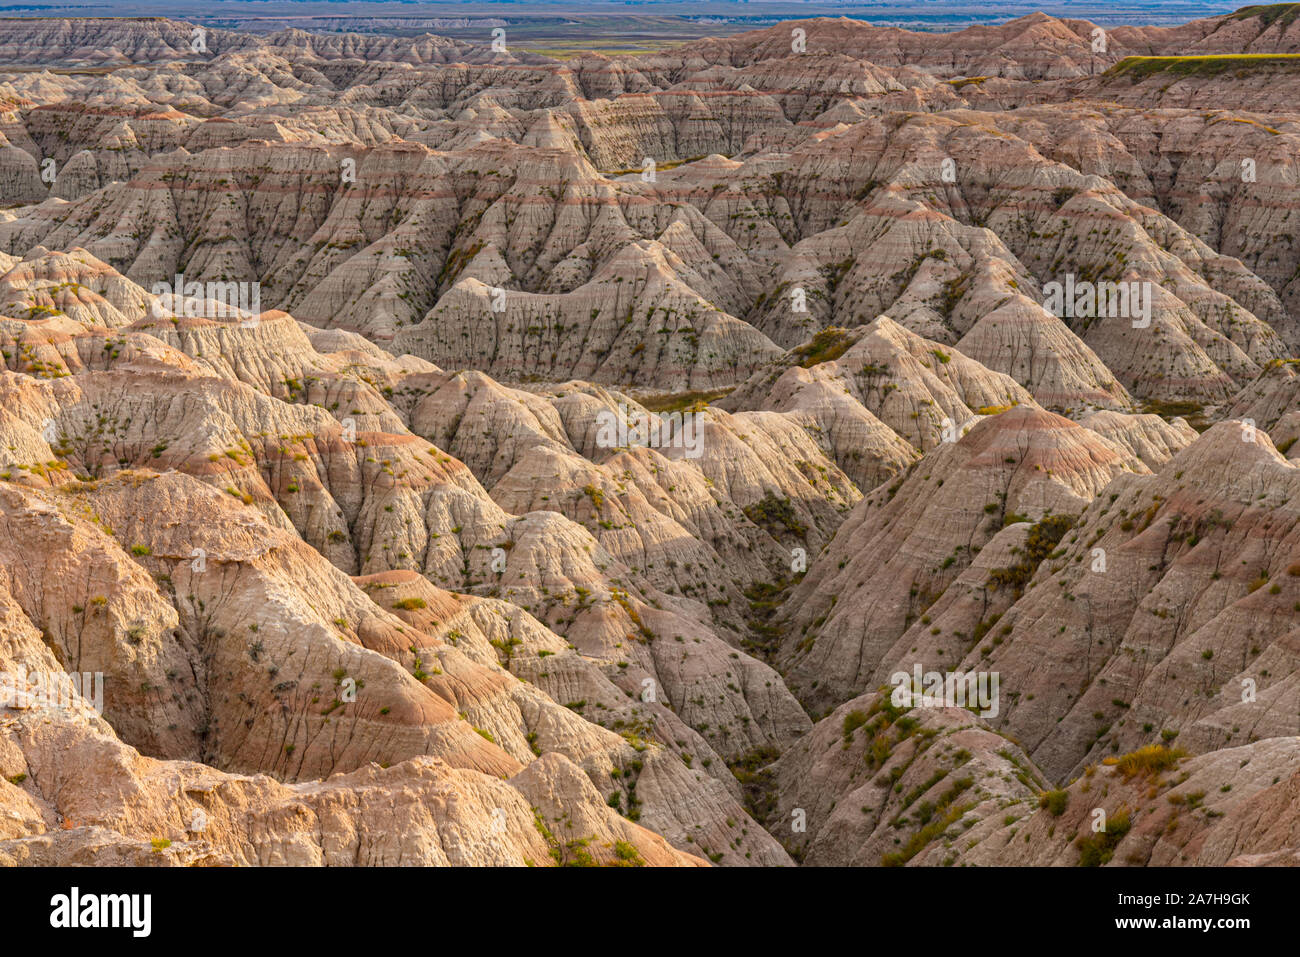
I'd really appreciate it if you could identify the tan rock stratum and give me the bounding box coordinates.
[0,8,1298,868]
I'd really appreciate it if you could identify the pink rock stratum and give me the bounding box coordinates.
[0,7,1297,870]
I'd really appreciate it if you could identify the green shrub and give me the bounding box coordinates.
[1039,789,1069,816]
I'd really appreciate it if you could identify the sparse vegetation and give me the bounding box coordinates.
[793,327,855,368]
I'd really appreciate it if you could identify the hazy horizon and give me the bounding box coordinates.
[0,1,1252,32]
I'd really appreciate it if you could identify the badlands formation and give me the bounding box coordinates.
[0,8,1298,868]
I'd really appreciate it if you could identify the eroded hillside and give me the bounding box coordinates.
[1,8,1298,868]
